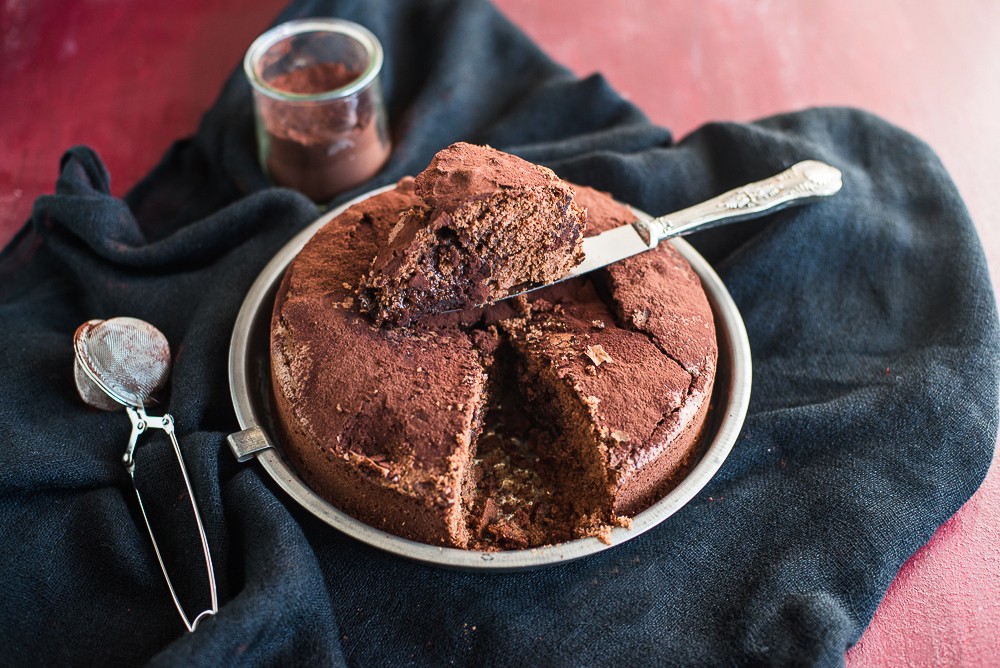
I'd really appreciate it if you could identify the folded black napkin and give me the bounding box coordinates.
[2,0,997,665]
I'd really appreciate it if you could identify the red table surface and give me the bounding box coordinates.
[2,1,998,664]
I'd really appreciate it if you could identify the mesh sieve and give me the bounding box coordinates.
[71,316,217,630]
[73,318,171,408]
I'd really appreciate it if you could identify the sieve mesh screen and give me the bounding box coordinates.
[74,318,171,408]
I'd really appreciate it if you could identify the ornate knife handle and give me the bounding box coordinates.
[635,160,843,245]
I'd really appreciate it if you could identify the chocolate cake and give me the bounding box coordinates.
[357,143,586,326]
[270,146,717,550]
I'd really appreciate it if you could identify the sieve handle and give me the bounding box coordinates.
[125,406,218,632]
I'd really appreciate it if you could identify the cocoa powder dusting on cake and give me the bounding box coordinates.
[270,145,717,550]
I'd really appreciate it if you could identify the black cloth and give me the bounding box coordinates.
[2,0,997,665]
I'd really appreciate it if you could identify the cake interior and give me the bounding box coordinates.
[461,337,617,549]
[360,190,583,326]
[442,188,583,290]
[358,147,585,327]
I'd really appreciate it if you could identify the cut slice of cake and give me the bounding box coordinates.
[490,280,706,542]
[357,142,586,326]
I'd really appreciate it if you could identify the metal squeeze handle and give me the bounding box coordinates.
[635,160,843,245]
[124,406,218,633]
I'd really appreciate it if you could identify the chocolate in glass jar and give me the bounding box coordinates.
[244,19,391,202]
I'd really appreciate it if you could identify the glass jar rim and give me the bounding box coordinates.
[243,18,384,102]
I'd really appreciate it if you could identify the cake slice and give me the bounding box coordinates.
[271,180,489,548]
[494,282,705,539]
[357,143,586,326]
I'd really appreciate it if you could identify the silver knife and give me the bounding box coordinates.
[526,160,842,295]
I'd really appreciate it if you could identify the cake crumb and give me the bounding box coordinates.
[584,344,613,367]
[512,294,532,315]
[548,332,576,349]
[610,430,630,443]
[591,319,605,329]
[594,525,614,545]
[474,498,499,537]
[632,308,651,326]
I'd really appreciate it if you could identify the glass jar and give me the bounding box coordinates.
[244,18,391,202]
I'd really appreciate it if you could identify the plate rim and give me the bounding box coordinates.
[228,185,752,571]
